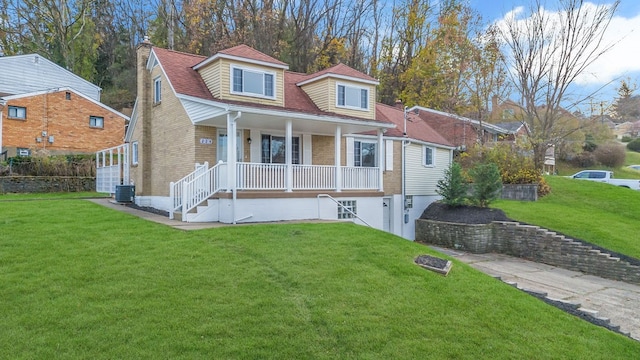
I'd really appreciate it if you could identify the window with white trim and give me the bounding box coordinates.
[153,76,162,104]
[338,200,357,219]
[132,141,139,165]
[17,148,31,157]
[354,140,376,167]
[337,83,368,110]
[8,105,26,119]
[423,146,435,167]
[261,134,300,164]
[89,116,104,128]
[231,66,275,99]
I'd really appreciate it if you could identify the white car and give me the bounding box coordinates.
[627,165,640,171]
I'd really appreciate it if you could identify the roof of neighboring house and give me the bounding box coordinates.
[150,46,392,126]
[0,54,102,100]
[412,106,509,135]
[495,121,526,133]
[297,63,379,85]
[374,103,453,147]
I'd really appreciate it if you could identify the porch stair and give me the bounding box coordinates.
[185,199,219,222]
[169,161,226,221]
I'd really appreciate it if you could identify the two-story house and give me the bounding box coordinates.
[0,54,128,157]
[97,41,453,239]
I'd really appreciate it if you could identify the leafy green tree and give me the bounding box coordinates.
[436,162,468,207]
[469,163,502,208]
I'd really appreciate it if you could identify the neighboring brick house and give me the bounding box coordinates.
[410,106,513,151]
[97,41,453,239]
[0,54,128,157]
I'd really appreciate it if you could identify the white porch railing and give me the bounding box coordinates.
[341,166,379,190]
[180,161,226,219]
[172,162,380,221]
[169,162,209,219]
[96,144,129,193]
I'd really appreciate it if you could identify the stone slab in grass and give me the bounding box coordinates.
[415,254,452,276]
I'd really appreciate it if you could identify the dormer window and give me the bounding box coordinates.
[231,65,275,99]
[337,83,368,110]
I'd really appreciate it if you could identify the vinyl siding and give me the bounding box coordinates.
[198,60,222,98]
[217,59,285,107]
[300,78,376,120]
[405,144,451,195]
[0,55,101,100]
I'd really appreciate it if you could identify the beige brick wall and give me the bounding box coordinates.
[383,140,402,195]
[2,91,125,155]
[312,135,335,165]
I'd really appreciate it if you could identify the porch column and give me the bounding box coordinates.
[378,128,384,192]
[285,119,293,192]
[335,125,342,192]
[226,113,236,192]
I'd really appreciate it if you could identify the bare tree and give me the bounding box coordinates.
[499,0,620,169]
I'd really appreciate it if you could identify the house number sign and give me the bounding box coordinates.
[200,138,213,145]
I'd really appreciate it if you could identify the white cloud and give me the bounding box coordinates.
[495,2,640,87]
[575,12,640,86]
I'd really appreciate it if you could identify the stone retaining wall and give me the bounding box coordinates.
[501,184,538,201]
[0,176,96,193]
[415,219,640,285]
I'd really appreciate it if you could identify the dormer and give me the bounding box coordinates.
[193,45,289,107]
[296,64,378,120]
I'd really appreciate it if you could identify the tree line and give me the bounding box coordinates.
[1,0,625,170]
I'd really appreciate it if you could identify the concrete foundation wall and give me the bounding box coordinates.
[415,219,640,285]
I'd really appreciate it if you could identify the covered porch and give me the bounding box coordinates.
[171,97,394,220]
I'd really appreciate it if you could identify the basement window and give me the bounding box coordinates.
[338,200,357,219]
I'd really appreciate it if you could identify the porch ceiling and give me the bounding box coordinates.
[181,97,393,135]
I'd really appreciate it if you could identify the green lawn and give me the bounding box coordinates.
[495,176,640,259]
[1,196,638,358]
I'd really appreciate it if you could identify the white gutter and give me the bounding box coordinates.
[228,111,242,224]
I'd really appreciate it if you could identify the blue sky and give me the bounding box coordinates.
[469,0,640,113]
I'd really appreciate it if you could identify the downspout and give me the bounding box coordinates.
[401,106,409,238]
[228,111,242,224]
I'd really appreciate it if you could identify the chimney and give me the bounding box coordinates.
[395,99,403,110]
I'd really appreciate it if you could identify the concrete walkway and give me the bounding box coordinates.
[432,246,640,341]
[87,198,640,341]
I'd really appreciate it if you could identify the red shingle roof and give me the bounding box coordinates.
[151,45,392,126]
[218,44,288,67]
[300,63,378,84]
[375,103,453,147]
[152,48,213,100]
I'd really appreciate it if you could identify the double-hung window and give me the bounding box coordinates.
[337,83,368,110]
[8,105,26,119]
[423,146,435,167]
[153,76,162,104]
[261,134,300,164]
[90,116,104,128]
[232,66,275,99]
[354,140,376,167]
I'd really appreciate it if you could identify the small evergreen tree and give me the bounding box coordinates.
[469,163,502,207]
[436,162,468,207]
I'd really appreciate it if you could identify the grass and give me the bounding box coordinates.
[1,196,639,358]
[495,176,640,259]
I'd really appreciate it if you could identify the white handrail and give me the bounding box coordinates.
[317,194,372,228]
[181,161,226,221]
[169,162,208,219]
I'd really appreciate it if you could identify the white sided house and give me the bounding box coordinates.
[97,41,453,239]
